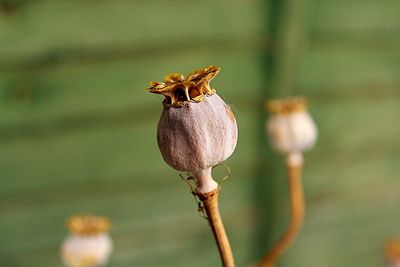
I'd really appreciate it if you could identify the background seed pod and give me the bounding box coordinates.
[157,94,238,172]
[61,233,113,267]
[267,110,317,155]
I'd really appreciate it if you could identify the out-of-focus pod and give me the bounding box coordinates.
[61,214,113,267]
[384,239,400,267]
[266,96,317,167]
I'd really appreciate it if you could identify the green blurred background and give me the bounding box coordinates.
[0,0,399,266]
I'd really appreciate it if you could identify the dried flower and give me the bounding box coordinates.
[61,215,113,267]
[266,97,317,166]
[147,66,238,193]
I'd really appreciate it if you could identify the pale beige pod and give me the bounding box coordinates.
[147,66,238,193]
[266,97,317,166]
[61,215,113,267]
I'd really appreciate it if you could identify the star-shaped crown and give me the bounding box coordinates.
[147,66,220,107]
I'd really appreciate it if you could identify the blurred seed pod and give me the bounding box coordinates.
[61,215,113,267]
[266,97,317,164]
[384,239,400,267]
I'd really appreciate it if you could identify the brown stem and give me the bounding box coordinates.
[197,188,235,267]
[257,164,304,267]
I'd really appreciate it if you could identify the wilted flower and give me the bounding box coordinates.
[147,66,238,193]
[266,97,317,166]
[61,215,113,267]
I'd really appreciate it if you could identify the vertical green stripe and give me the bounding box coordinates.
[254,0,307,263]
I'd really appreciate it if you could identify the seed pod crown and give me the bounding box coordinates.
[147,66,220,107]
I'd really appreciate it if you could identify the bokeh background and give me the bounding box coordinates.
[1,0,399,266]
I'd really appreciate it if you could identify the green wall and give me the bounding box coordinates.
[0,0,399,266]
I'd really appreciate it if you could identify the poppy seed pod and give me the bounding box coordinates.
[266,97,317,166]
[147,66,238,194]
[61,215,113,267]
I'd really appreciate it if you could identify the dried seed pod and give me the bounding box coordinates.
[266,97,317,166]
[61,215,113,267]
[147,66,238,193]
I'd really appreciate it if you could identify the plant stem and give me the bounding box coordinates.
[257,164,304,267]
[197,188,235,267]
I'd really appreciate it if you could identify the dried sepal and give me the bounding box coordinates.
[147,65,220,108]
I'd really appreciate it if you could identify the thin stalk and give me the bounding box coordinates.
[196,188,235,267]
[257,164,304,267]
